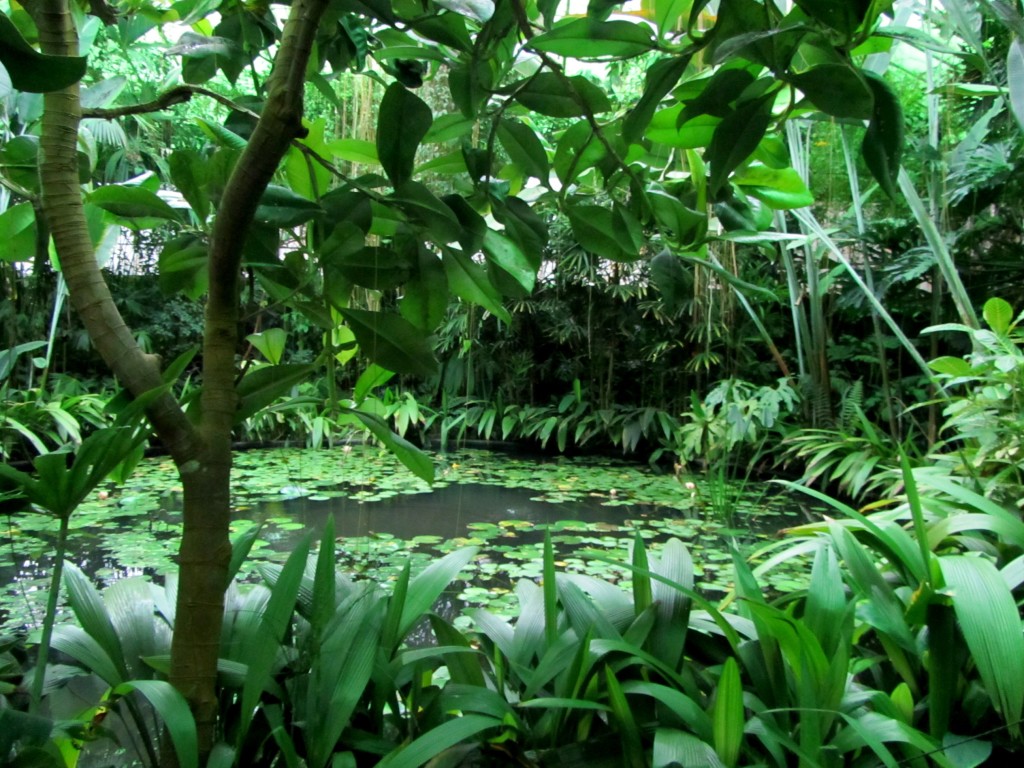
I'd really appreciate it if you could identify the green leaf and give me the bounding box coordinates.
[159,236,208,300]
[554,121,606,186]
[81,77,127,109]
[861,72,903,199]
[733,165,813,209]
[390,181,462,244]
[195,118,248,150]
[566,203,642,262]
[400,246,448,330]
[353,364,395,402]
[339,308,439,377]
[246,328,287,365]
[349,410,435,483]
[0,201,37,262]
[793,0,864,37]
[169,151,210,222]
[240,539,311,739]
[623,55,692,145]
[650,250,689,312]
[530,18,657,59]
[376,715,502,768]
[401,547,477,638]
[110,680,198,768]
[707,94,774,195]
[983,297,1014,334]
[712,657,743,767]
[442,248,511,323]
[1008,38,1024,134]
[646,107,719,149]
[497,118,550,182]
[63,562,127,682]
[654,728,726,768]
[941,556,1024,733]
[255,185,323,227]
[481,230,536,293]
[790,64,874,120]
[377,83,432,186]
[513,73,612,118]
[328,138,380,166]
[88,185,179,222]
[334,244,413,291]
[928,355,972,377]
[0,11,87,92]
[235,364,316,423]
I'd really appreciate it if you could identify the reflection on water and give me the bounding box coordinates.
[263,483,635,547]
[1,466,812,632]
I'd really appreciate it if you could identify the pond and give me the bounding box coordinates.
[0,445,824,632]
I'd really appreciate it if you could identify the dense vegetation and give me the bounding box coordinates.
[3,0,1024,765]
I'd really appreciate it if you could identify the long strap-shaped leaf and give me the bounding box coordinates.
[791,207,939,384]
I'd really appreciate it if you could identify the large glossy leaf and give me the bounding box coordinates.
[861,72,903,199]
[399,246,448,330]
[246,328,287,365]
[88,185,178,222]
[159,235,208,300]
[530,18,656,59]
[566,203,643,262]
[707,94,774,195]
[733,165,814,209]
[442,248,510,323]
[790,64,874,120]
[255,185,323,227]
[348,409,434,483]
[328,138,380,165]
[623,55,692,145]
[390,180,462,244]
[0,201,37,262]
[63,562,127,681]
[1008,38,1024,133]
[648,190,705,244]
[240,539,311,739]
[941,556,1024,732]
[168,151,210,222]
[376,715,502,768]
[111,680,198,768]
[377,83,432,186]
[339,308,438,377]
[647,107,720,149]
[650,249,689,312]
[553,120,606,185]
[235,364,316,423]
[793,0,867,37]
[497,118,549,181]
[513,73,612,117]
[712,657,743,767]
[0,12,87,92]
[481,230,536,293]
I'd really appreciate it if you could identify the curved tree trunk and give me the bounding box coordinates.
[29,0,330,760]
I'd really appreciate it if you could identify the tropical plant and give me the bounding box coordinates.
[0,0,937,761]
[926,296,1024,503]
[674,377,800,473]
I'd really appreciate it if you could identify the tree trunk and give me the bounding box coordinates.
[29,0,330,760]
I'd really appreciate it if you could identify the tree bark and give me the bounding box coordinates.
[29,0,330,761]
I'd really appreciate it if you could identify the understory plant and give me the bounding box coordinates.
[926,297,1024,504]
[16,478,1022,767]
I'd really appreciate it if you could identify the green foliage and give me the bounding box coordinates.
[675,378,800,468]
[926,297,1024,502]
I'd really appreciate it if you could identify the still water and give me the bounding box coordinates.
[0,446,818,631]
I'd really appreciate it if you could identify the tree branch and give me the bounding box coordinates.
[82,84,254,119]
